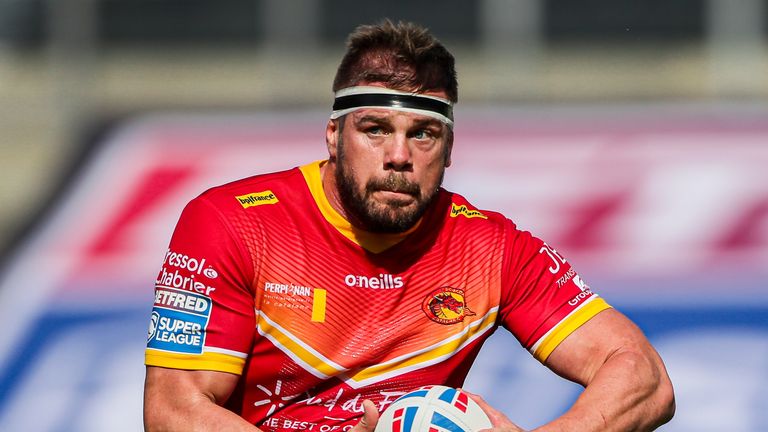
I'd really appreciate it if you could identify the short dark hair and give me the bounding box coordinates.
[333,20,458,103]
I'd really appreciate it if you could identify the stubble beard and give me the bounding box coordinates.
[334,137,444,234]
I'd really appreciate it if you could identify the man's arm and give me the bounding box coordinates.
[541,308,675,431]
[144,366,260,431]
[143,366,381,432]
[474,308,675,432]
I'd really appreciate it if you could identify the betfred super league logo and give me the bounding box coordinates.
[422,286,475,325]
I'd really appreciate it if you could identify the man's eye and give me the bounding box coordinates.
[367,127,385,135]
[412,130,433,140]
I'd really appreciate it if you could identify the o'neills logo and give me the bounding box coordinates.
[344,273,404,289]
[450,203,487,219]
[422,286,476,325]
[236,190,278,208]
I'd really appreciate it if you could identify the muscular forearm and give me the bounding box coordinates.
[537,349,675,432]
[144,391,261,432]
[144,367,261,432]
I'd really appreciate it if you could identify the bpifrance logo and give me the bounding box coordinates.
[449,203,487,219]
[236,190,278,208]
[422,287,476,325]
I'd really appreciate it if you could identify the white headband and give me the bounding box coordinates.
[330,86,454,127]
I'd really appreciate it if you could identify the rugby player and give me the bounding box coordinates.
[143,20,675,432]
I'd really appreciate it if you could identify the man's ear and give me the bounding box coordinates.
[326,119,339,159]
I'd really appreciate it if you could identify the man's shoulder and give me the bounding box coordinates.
[195,165,306,211]
[438,189,510,228]
[442,191,554,257]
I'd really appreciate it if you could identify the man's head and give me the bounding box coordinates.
[332,20,458,103]
[324,20,457,234]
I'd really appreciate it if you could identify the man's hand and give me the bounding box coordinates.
[349,399,380,432]
[464,391,526,432]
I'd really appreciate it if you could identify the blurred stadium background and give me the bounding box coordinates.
[0,1,767,431]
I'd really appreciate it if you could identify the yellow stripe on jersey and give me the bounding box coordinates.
[257,312,346,378]
[531,297,612,362]
[257,307,498,389]
[346,308,498,386]
[145,350,246,375]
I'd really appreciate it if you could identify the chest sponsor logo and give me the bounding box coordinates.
[147,287,211,354]
[236,190,279,208]
[450,203,487,219]
[422,286,476,325]
[264,282,313,296]
[262,282,325,320]
[256,384,407,430]
[344,273,403,289]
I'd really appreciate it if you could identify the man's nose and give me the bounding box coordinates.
[384,133,412,171]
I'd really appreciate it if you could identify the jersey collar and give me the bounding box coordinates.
[299,160,420,253]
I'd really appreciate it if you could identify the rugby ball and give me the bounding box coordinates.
[374,386,492,432]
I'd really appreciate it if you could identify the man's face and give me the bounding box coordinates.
[328,91,453,233]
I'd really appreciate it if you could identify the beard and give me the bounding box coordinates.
[335,139,444,234]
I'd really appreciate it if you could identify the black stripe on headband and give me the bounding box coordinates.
[333,93,453,121]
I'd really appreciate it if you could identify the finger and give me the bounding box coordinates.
[352,399,380,432]
[463,390,524,431]
[463,390,498,416]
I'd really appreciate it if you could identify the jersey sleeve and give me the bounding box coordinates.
[145,195,256,375]
[498,222,612,363]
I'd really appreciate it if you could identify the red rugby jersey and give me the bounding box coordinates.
[145,160,610,431]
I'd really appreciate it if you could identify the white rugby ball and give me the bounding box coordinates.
[375,385,493,432]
